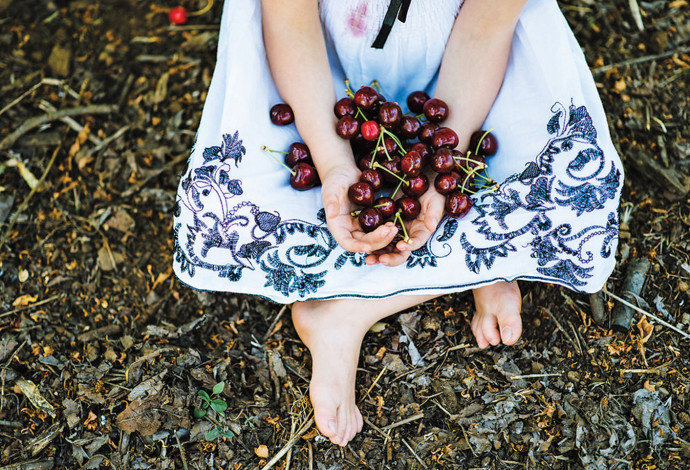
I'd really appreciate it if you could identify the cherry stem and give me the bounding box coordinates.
[187,0,214,16]
[263,147,288,155]
[459,162,489,194]
[380,127,406,155]
[373,162,408,185]
[474,127,495,156]
[350,203,388,217]
[394,211,410,242]
[355,107,368,121]
[344,79,354,98]
[371,80,382,94]
[390,178,404,199]
[368,128,386,167]
[261,146,295,176]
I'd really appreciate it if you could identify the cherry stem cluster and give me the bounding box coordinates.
[261,146,295,176]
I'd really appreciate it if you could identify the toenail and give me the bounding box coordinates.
[502,327,513,342]
[328,419,337,433]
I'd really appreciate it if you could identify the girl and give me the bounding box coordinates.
[173,0,623,447]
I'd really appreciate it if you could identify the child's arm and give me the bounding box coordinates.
[261,0,399,255]
[368,0,529,267]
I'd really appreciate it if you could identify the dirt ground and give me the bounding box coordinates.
[0,0,689,468]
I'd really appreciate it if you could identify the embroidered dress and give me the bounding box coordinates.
[172,0,623,303]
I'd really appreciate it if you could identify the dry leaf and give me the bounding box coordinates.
[636,316,654,344]
[13,294,38,307]
[254,445,269,459]
[15,378,57,417]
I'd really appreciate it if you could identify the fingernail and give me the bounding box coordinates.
[502,327,513,342]
[328,419,337,433]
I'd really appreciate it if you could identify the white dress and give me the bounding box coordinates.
[172,0,624,303]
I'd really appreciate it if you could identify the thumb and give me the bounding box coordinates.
[324,195,340,219]
[424,199,445,232]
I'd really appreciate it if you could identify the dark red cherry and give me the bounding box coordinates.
[455,171,476,193]
[378,157,403,184]
[432,127,459,149]
[378,102,402,129]
[348,181,375,206]
[403,174,429,197]
[334,97,357,118]
[270,103,294,126]
[406,91,430,115]
[370,240,398,256]
[423,98,449,123]
[408,143,432,165]
[434,172,458,195]
[418,123,439,145]
[374,197,396,219]
[399,115,421,139]
[397,197,421,221]
[360,168,383,191]
[361,120,380,141]
[469,130,498,156]
[430,148,456,173]
[376,137,398,159]
[445,190,473,218]
[401,150,423,177]
[290,162,318,190]
[336,115,360,140]
[358,207,383,233]
[285,142,311,167]
[358,154,374,171]
[353,86,380,110]
[351,134,375,153]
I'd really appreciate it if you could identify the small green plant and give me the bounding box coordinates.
[193,381,234,441]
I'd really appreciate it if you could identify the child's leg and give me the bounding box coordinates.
[291,280,522,446]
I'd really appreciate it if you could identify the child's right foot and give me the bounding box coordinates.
[471,281,522,348]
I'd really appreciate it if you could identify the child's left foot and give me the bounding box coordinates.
[471,281,522,348]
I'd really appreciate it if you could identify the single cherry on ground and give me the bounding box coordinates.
[270,103,294,126]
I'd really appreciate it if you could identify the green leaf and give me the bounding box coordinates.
[193,407,207,419]
[221,430,235,439]
[212,381,226,395]
[205,426,221,441]
[210,399,228,413]
[202,401,210,409]
[198,390,210,401]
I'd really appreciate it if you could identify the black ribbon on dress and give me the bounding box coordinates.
[371,0,412,49]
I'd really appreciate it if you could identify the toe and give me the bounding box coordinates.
[497,308,522,345]
[481,313,501,346]
[313,407,338,442]
[355,407,363,432]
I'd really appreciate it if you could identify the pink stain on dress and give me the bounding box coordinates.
[347,2,369,36]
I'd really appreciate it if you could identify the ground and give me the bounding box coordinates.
[0,0,689,468]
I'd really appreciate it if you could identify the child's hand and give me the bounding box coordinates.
[365,187,446,267]
[321,167,399,254]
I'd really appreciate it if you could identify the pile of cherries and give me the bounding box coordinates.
[267,82,499,244]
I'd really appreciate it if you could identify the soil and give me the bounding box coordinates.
[0,0,689,468]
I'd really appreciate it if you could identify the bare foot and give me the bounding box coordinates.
[291,300,366,446]
[471,281,522,348]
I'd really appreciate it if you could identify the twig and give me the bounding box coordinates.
[261,417,314,470]
[401,438,427,468]
[0,144,61,251]
[0,104,117,151]
[120,151,189,197]
[540,307,581,354]
[359,365,387,404]
[628,0,644,31]
[603,288,690,340]
[0,294,63,318]
[0,82,45,118]
[363,416,391,442]
[174,432,189,470]
[263,305,288,342]
[459,422,478,457]
[381,412,424,431]
[38,100,102,146]
[591,46,690,75]
[510,373,562,380]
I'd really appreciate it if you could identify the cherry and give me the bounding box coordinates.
[434,172,458,195]
[336,115,360,140]
[374,197,396,219]
[408,142,432,164]
[402,174,429,197]
[378,157,403,184]
[358,207,383,233]
[423,98,449,123]
[353,86,380,110]
[376,137,398,159]
[270,103,294,126]
[401,150,423,177]
[445,190,473,218]
[430,148,456,173]
[334,97,357,118]
[348,181,375,206]
[469,130,498,156]
[378,102,402,129]
[397,197,421,220]
[418,122,439,145]
[290,162,319,191]
[406,91,430,115]
[360,168,383,191]
[169,6,188,25]
[361,120,380,141]
[285,143,311,167]
[358,154,374,171]
[432,127,459,149]
[351,134,375,153]
[399,115,421,140]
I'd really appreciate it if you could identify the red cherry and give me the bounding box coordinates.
[353,86,380,110]
[374,197,396,219]
[434,173,459,195]
[334,97,357,118]
[270,103,294,126]
[285,143,311,167]
[351,134,375,154]
[445,191,473,218]
[378,157,402,184]
[406,91,430,115]
[430,148,456,173]
[401,150,423,177]
[336,115,360,140]
[378,102,402,129]
[469,130,499,156]
[402,174,429,197]
[432,127,459,149]
[408,142,432,165]
[397,197,421,220]
[360,168,383,191]
[290,163,319,191]
[358,154,374,171]
[358,207,383,233]
[361,120,380,141]
[423,98,449,123]
[169,6,188,25]
[376,137,398,159]
[399,115,421,139]
[348,181,375,206]
[418,122,439,145]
